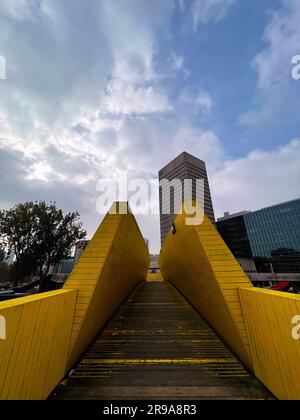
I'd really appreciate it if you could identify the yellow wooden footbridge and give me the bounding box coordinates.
[0,202,299,400]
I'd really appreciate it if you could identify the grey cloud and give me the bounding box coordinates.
[240,0,300,130]
[0,145,104,237]
[1,0,299,254]
[0,0,113,130]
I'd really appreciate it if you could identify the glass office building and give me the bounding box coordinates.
[244,199,300,259]
[217,212,252,259]
[217,198,300,273]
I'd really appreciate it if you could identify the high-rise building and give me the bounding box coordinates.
[144,238,149,249]
[217,198,300,273]
[159,151,215,245]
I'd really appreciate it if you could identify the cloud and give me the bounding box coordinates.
[240,0,300,128]
[102,78,172,116]
[192,0,236,28]
[0,0,174,128]
[0,1,114,133]
[253,0,300,90]
[0,0,175,172]
[0,0,299,255]
[195,91,214,113]
[211,139,300,218]
[177,89,214,114]
[0,0,218,253]
[168,51,191,79]
[176,0,186,12]
[0,0,35,21]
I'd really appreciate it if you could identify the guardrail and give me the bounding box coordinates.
[240,287,300,400]
[0,203,149,400]
[159,201,300,400]
[159,203,254,370]
[64,202,149,369]
[0,290,77,400]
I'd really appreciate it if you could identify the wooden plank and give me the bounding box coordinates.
[52,282,272,400]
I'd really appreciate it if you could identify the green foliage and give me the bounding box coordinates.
[0,201,86,286]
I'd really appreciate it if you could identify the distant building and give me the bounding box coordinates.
[159,152,215,245]
[149,254,159,273]
[50,258,75,288]
[5,251,15,266]
[217,198,300,273]
[52,259,74,275]
[144,238,149,249]
[74,240,89,264]
[217,211,252,260]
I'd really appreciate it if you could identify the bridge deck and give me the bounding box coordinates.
[52,281,273,400]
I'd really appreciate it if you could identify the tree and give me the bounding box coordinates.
[0,201,86,289]
[0,248,5,263]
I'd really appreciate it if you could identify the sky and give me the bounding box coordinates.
[0,0,299,253]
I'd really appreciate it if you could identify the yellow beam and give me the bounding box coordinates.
[240,287,300,400]
[0,290,77,400]
[159,202,253,369]
[64,202,150,370]
[147,272,163,281]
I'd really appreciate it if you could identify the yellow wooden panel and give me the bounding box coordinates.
[159,201,253,369]
[0,290,77,400]
[147,272,163,281]
[239,287,300,400]
[64,202,150,370]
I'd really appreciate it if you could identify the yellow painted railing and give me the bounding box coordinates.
[147,272,163,281]
[0,290,77,400]
[64,202,149,369]
[240,288,300,400]
[159,201,300,400]
[159,202,253,369]
[0,202,149,399]
[1,200,299,400]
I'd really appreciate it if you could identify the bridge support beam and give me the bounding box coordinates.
[64,202,150,370]
[0,202,149,399]
[159,202,253,370]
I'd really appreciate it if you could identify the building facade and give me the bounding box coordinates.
[216,211,252,259]
[159,152,215,245]
[74,240,89,264]
[217,198,300,273]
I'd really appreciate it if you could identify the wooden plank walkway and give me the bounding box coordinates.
[51,282,273,400]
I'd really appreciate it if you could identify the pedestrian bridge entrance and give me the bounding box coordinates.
[0,202,299,400]
[52,281,271,400]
